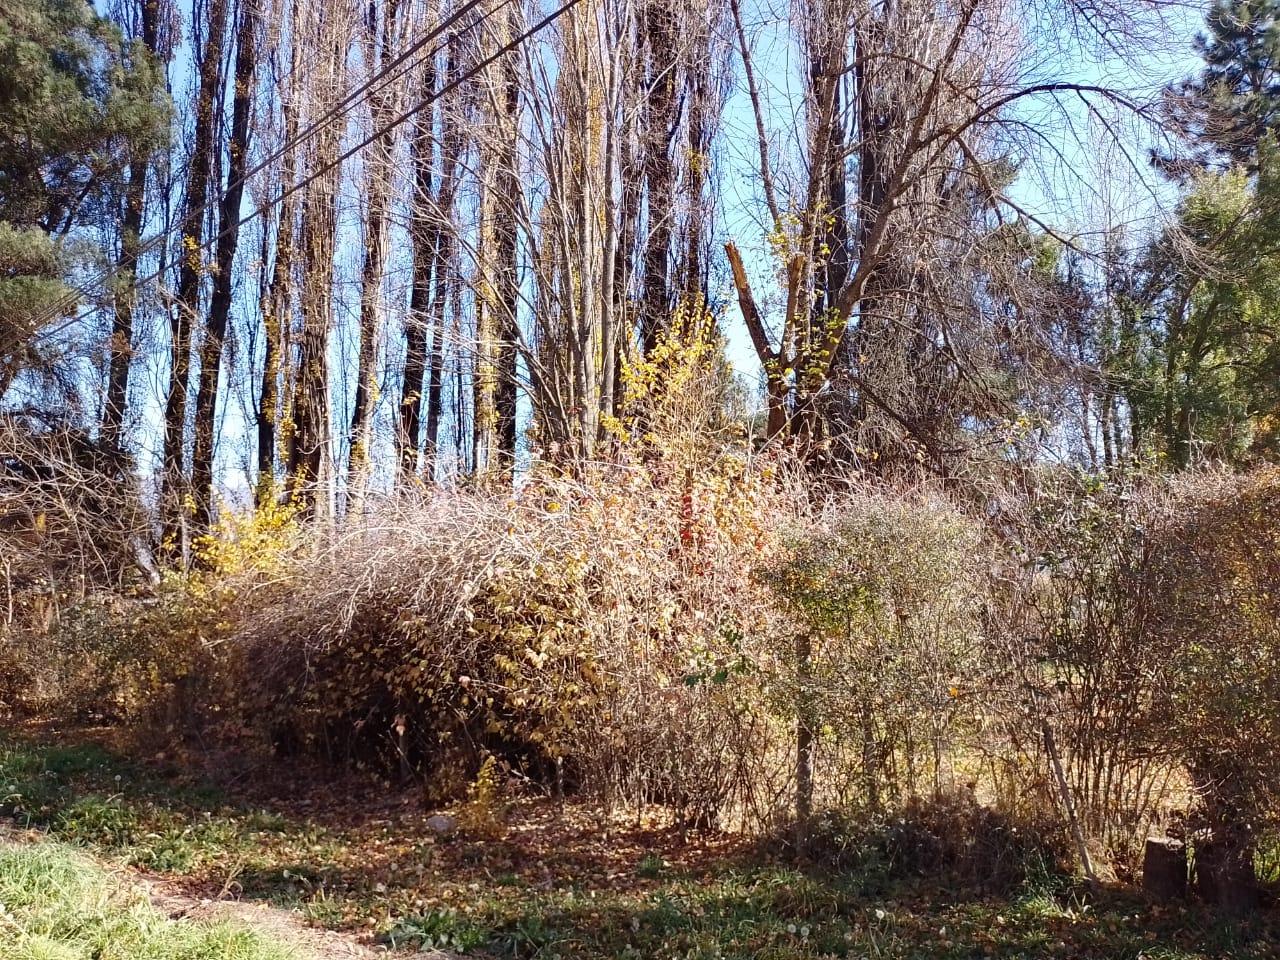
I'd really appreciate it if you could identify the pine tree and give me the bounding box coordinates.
[1171,0,1280,169]
[0,0,166,396]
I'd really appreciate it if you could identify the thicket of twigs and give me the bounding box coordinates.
[2,410,1279,904]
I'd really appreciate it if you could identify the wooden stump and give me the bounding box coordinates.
[1195,835,1259,914]
[1142,837,1187,902]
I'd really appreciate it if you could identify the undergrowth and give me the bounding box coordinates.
[2,732,1277,959]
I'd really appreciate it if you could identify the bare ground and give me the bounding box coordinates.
[1,823,456,960]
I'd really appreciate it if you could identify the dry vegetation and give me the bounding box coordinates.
[5,420,1280,926]
[2,318,1278,950]
[6,0,1280,954]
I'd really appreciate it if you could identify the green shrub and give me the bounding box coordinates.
[802,790,1070,894]
[383,908,490,952]
[52,795,139,847]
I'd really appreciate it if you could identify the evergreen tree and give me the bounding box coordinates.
[0,0,166,395]
[1168,0,1280,171]
[1128,162,1280,465]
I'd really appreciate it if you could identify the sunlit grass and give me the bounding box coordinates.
[0,839,292,960]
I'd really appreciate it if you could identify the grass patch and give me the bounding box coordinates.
[0,838,292,960]
[0,735,348,899]
[383,908,490,952]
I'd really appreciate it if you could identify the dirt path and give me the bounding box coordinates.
[139,873,402,959]
[1,822,457,960]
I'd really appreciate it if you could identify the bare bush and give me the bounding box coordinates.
[988,465,1280,899]
[0,413,153,711]
[993,471,1181,873]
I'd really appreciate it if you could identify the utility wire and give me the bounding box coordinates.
[50,0,578,349]
[35,0,508,332]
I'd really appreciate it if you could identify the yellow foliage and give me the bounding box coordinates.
[612,296,739,467]
[455,755,506,839]
[193,497,303,576]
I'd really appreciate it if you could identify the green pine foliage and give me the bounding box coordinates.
[1126,159,1280,465]
[0,0,167,387]
[1167,0,1280,169]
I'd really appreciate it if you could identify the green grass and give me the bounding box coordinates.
[0,738,345,905]
[0,838,293,960]
[2,732,1278,959]
[373,867,1274,959]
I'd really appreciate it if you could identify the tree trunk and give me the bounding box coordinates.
[162,0,228,553]
[192,0,261,533]
[422,36,463,482]
[257,125,298,501]
[288,4,346,516]
[1195,833,1259,913]
[254,0,302,504]
[399,62,437,480]
[474,2,520,481]
[795,631,814,851]
[104,0,164,448]
[348,0,402,506]
[1044,720,1099,885]
[103,155,145,449]
[639,0,677,355]
[1142,837,1187,902]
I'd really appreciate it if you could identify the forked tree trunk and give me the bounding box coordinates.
[192,0,261,533]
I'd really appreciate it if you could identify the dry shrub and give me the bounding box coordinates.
[992,465,1280,898]
[229,458,801,824]
[1142,466,1280,907]
[0,414,153,713]
[759,488,991,813]
[199,312,803,825]
[454,755,508,839]
[0,415,150,600]
[994,470,1182,871]
[10,497,303,733]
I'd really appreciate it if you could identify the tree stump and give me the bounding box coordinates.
[1142,837,1187,901]
[1195,834,1259,914]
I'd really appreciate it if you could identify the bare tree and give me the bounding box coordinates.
[724,0,1152,473]
[162,0,228,549]
[473,0,522,479]
[348,0,405,506]
[191,0,263,531]
[288,0,352,515]
[255,0,304,502]
[103,0,170,448]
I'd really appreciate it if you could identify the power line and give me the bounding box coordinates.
[36,0,507,332]
[42,0,578,350]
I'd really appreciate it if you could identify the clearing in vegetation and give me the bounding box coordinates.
[1,727,1277,960]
